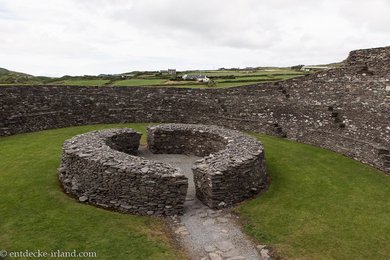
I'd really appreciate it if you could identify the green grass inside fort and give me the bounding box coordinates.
[0,124,389,259]
[0,123,183,260]
[240,133,390,259]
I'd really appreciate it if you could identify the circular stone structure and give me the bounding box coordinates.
[58,124,268,216]
[147,124,268,209]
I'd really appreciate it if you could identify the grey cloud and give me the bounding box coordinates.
[110,0,283,49]
[0,0,389,76]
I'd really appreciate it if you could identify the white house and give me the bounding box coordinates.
[182,74,210,82]
[301,65,329,72]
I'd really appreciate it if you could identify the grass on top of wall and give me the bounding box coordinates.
[0,123,183,260]
[0,124,389,259]
[239,133,390,259]
[51,79,111,86]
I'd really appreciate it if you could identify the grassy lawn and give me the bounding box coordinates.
[239,134,390,259]
[0,123,183,260]
[1,124,388,259]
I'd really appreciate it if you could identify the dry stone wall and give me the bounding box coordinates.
[59,128,188,216]
[60,124,267,214]
[147,124,268,208]
[1,46,389,174]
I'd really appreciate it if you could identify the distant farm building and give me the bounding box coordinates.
[168,69,176,75]
[120,73,133,78]
[301,65,330,71]
[182,74,210,82]
[160,69,176,75]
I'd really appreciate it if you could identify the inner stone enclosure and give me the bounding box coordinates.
[59,123,268,216]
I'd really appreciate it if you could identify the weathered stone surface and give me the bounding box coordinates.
[209,252,223,260]
[215,240,235,252]
[147,124,268,209]
[0,46,389,175]
[204,245,216,253]
[58,128,188,216]
[217,217,228,223]
[78,196,88,202]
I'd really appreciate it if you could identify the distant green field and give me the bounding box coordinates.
[191,68,304,77]
[113,79,167,86]
[213,75,306,88]
[218,76,272,81]
[52,79,110,86]
[111,71,307,89]
[0,67,310,88]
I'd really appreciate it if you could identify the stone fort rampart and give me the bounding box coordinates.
[1,46,389,174]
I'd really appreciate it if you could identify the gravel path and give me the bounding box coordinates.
[140,148,266,260]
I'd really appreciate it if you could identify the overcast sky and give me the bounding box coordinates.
[0,0,389,76]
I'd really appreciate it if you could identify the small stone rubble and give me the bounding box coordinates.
[147,124,268,209]
[58,128,188,216]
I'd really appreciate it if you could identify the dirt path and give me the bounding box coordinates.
[140,149,265,260]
